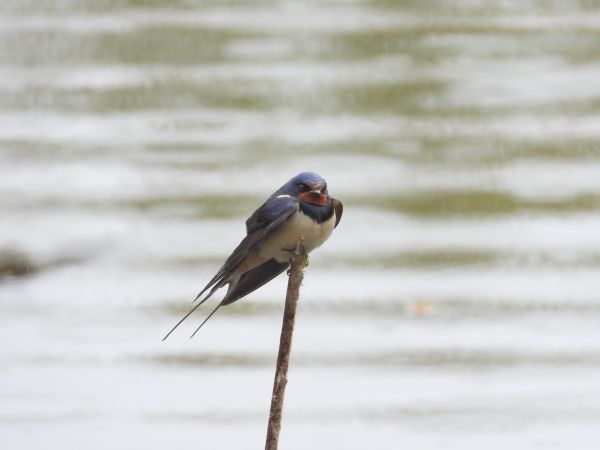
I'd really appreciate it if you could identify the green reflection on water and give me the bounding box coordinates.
[145,349,600,369]
[361,191,600,216]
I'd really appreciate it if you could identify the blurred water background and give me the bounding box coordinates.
[2,1,600,449]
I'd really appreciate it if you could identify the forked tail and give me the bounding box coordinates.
[162,281,224,341]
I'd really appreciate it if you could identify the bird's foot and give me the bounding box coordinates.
[286,237,308,275]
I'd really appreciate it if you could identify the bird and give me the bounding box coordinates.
[163,171,343,340]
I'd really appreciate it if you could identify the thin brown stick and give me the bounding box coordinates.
[265,238,308,450]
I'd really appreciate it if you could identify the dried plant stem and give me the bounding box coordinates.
[265,238,307,450]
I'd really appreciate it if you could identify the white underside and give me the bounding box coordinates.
[259,207,336,263]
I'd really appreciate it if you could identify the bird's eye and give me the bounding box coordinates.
[299,183,308,192]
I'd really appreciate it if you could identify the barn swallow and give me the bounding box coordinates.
[163,172,343,340]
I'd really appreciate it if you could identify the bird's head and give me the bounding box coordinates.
[283,172,329,207]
